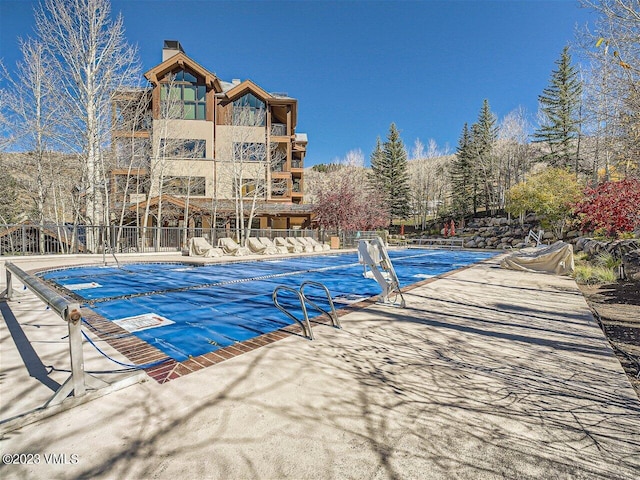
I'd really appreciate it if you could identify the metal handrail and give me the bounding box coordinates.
[526,229,544,247]
[300,281,341,329]
[411,237,464,249]
[3,262,108,406]
[272,285,314,340]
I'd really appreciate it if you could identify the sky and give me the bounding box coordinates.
[0,0,596,166]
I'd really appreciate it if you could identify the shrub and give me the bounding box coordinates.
[594,251,622,270]
[573,178,640,237]
[573,264,617,285]
[506,167,583,238]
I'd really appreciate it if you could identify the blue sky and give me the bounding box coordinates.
[1,0,595,166]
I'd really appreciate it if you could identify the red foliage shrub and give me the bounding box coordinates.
[573,178,640,237]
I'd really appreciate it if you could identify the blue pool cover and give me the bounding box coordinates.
[41,249,496,361]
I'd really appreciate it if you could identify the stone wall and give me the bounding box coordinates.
[456,215,542,249]
[428,216,640,272]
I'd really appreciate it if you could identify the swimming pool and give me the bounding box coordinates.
[40,249,496,362]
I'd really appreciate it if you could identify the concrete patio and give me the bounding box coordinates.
[1,253,639,479]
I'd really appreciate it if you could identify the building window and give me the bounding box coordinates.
[232,93,266,126]
[162,177,206,196]
[160,138,206,158]
[160,69,206,120]
[232,142,266,162]
[232,178,265,198]
[115,137,151,168]
[271,178,289,197]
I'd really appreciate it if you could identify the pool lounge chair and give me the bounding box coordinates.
[218,237,251,256]
[274,237,303,253]
[260,237,289,254]
[247,237,278,255]
[287,237,314,253]
[188,237,224,257]
[297,237,322,252]
[305,236,330,251]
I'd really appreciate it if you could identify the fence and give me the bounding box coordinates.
[0,223,332,256]
[0,223,393,256]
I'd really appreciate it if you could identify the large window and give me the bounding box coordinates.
[232,142,266,162]
[162,177,206,196]
[233,178,265,198]
[232,93,266,126]
[160,69,206,120]
[271,178,289,197]
[115,138,151,168]
[160,138,206,158]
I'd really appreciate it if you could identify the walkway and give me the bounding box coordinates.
[1,253,638,479]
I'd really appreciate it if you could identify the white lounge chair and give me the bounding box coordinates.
[298,237,324,252]
[188,237,224,257]
[260,237,289,254]
[305,236,330,251]
[275,237,303,253]
[247,237,277,255]
[287,237,314,253]
[217,237,251,256]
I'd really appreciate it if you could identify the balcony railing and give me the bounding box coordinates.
[291,159,303,169]
[271,123,287,136]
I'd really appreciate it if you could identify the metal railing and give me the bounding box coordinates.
[3,263,108,407]
[272,285,314,340]
[270,123,287,136]
[272,281,340,340]
[0,223,396,256]
[526,229,544,247]
[300,281,341,329]
[0,224,326,256]
[411,237,465,249]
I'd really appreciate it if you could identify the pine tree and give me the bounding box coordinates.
[450,123,475,217]
[471,99,498,215]
[534,46,583,173]
[369,124,411,222]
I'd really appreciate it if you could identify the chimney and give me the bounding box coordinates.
[163,40,184,61]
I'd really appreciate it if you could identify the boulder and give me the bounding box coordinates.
[622,249,640,281]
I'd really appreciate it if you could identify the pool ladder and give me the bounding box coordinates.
[272,281,341,340]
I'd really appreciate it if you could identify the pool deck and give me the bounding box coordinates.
[1,251,639,479]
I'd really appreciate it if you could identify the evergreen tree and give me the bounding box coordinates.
[471,99,498,215]
[450,123,475,216]
[369,124,411,222]
[369,136,385,186]
[533,46,583,173]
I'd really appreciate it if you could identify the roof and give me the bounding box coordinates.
[144,52,223,93]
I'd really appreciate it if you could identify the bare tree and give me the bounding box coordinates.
[34,0,140,246]
[408,138,451,229]
[0,38,61,252]
[579,0,640,178]
[218,100,285,244]
[495,107,534,209]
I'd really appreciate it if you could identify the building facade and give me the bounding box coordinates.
[111,40,310,232]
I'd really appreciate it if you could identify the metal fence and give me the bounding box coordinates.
[0,224,341,256]
[0,223,390,256]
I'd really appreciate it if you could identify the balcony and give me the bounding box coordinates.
[291,158,303,169]
[270,123,287,137]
